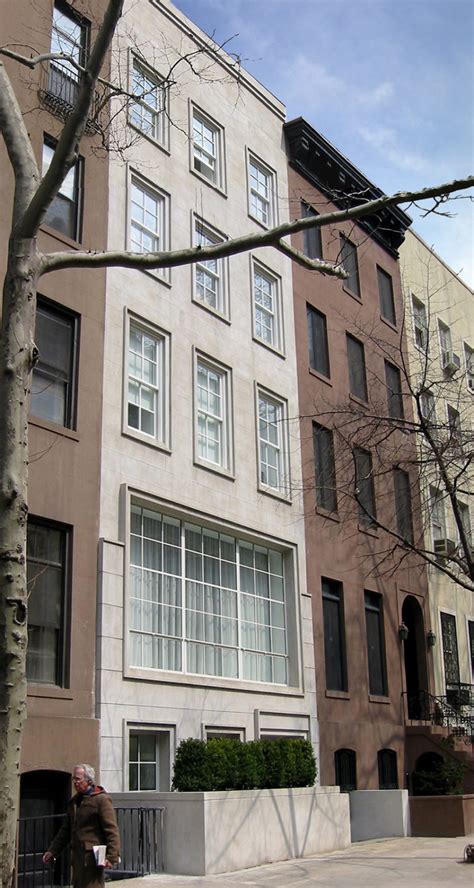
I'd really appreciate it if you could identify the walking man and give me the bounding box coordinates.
[43,764,120,888]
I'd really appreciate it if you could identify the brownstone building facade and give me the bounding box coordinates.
[285,118,432,790]
[0,0,110,816]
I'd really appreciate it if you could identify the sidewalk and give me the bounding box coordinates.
[114,835,474,887]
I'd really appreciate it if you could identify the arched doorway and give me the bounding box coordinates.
[19,770,70,887]
[402,596,429,719]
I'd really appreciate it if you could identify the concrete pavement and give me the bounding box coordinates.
[114,835,474,887]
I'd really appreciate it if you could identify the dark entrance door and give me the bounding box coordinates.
[19,770,70,887]
[402,596,428,719]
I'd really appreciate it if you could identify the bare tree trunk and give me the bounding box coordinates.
[0,238,40,888]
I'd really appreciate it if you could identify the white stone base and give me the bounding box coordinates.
[349,790,410,842]
[112,786,350,875]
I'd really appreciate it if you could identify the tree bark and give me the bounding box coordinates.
[0,238,41,888]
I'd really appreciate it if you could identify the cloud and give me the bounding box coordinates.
[357,125,427,172]
[281,54,394,114]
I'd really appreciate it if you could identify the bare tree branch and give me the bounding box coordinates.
[0,63,39,230]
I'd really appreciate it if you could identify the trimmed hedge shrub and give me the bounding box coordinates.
[172,737,317,792]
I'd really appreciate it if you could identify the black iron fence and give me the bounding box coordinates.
[402,688,474,744]
[17,807,165,888]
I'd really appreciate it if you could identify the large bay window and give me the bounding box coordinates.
[129,505,289,685]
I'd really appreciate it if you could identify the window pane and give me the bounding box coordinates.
[307,305,330,377]
[302,204,322,259]
[393,469,413,543]
[31,302,75,428]
[340,237,360,297]
[377,267,396,325]
[322,580,347,691]
[385,361,404,419]
[313,424,337,512]
[365,592,387,696]
[26,520,67,685]
[354,448,376,527]
[42,140,80,239]
[346,334,368,401]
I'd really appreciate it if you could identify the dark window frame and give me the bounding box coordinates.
[301,203,322,259]
[393,468,414,544]
[378,748,398,789]
[31,296,79,429]
[354,447,377,528]
[377,266,396,325]
[364,591,388,697]
[307,304,330,378]
[322,579,347,692]
[42,134,84,242]
[384,360,404,419]
[49,1,90,92]
[26,516,71,688]
[346,333,368,401]
[313,422,337,513]
[335,748,357,792]
[340,235,360,298]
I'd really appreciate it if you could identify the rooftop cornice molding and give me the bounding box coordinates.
[284,117,412,256]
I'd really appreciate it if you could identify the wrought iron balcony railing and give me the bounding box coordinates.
[38,62,101,134]
[402,688,474,745]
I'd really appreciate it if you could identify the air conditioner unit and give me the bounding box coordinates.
[434,538,456,557]
[442,351,461,374]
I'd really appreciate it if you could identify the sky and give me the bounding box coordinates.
[175,0,474,287]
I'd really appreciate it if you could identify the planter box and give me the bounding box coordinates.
[409,794,474,836]
[350,790,410,841]
[112,786,350,875]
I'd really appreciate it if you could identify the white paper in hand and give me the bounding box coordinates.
[93,845,107,866]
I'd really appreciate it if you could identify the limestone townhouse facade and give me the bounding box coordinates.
[96,0,318,792]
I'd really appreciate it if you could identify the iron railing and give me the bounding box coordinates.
[17,806,165,887]
[38,63,101,134]
[402,688,474,744]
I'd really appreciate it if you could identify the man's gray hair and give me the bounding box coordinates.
[75,763,95,784]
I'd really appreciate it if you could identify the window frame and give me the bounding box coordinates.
[307,304,330,378]
[301,203,322,259]
[123,311,171,451]
[384,360,404,419]
[48,1,89,103]
[393,468,414,544]
[438,320,453,368]
[313,422,337,514]
[322,579,347,692]
[192,215,229,319]
[247,151,277,228]
[26,516,71,688]
[346,333,368,402]
[128,171,170,282]
[464,343,474,393]
[251,259,284,355]
[377,266,396,326]
[256,386,290,499]
[340,235,360,298]
[364,590,388,697]
[194,351,233,476]
[354,447,377,529]
[129,54,168,149]
[429,486,446,546]
[31,296,79,430]
[190,103,226,193]
[412,296,428,352]
[42,135,83,242]
[378,749,398,790]
[335,748,357,792]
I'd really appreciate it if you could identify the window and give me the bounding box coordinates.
[191,107,224,190]
[393,469,413,544]
[354,448,376,528]
[412,297,428,351]
[129,506,289,684]
[27,518,69,686]
[438,321,453,368]
[447,404,462,452]
[322,579,347,692]
[48,2,88,105]
[307,305,330,377]
[248,153,275,227]
[458,501,472,550]
[195,355,232,472]
[130,59,166,146]
[42,138,82,240]
[301,203,322,259]
[377,267,396,325]
[129,733,158,791]
[257,389,289,496]
[126,316,169,448]
[340,236,360,297]
[468,620,474,681]
[335,749,357,792]
[440,612,460,691]
[378,749,398,790]
[384,361,404,419]
[464,343,474,392]
[130,175,167,256]
[31,299,77,428]
[346,334,368,401]
[193,218,228,317]
[313,423,337,513]
[429,487,446,545]
[420,390,436,425]
[365,591,388,696]
[252,263,283,352]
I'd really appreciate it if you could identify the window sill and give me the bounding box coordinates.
[342,285,362,303]
[257,483,292,504]
[380,314,398,332]
[137,266,172,287]
[358,523,379,538]
[194,458,235,481]
[349,393,369,410]
[39,223,83,251]
[128,120,170,155]
[315,507,340,523]
[368,694,390,704]
[124,665,304,697]
[308,367,332,386]
[252,335,286,360]
[247,212,275,232]
[325,689,350,700]
[192,296,231,325]
[122,429,171,454]
[27,684,73,700]
[29,416,79,440]
[190,167,227,198]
